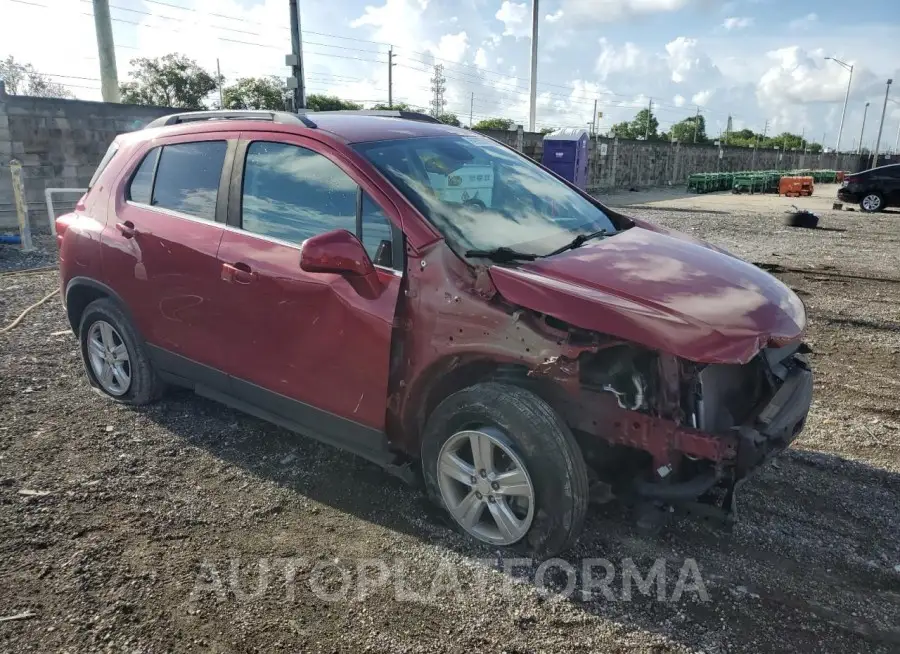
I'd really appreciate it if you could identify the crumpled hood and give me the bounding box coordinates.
[488,225,806,364]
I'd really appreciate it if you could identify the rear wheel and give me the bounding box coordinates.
[860,192,884,213]
[421,382,589,557]
[78,298,164,405]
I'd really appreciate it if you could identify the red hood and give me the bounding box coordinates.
[488,225,806,364]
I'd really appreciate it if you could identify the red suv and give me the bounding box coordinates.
[57,110,812,555]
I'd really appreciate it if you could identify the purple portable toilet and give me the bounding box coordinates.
[541,128,589,189]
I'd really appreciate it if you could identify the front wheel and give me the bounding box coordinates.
[860,192,884,213]
[421,382,589,557]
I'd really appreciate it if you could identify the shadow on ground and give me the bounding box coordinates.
[136,389,900,653]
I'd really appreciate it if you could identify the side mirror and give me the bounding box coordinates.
[300,229,375,277]
[300,229,382,297]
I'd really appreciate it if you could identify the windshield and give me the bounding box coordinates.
[353,135,617,257]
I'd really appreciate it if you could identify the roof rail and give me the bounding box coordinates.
[145,110,316,129]
[301,109,442,124]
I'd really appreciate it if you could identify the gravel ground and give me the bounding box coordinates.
[1,190,899,652]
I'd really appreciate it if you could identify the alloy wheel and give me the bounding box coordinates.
[436,427,535,546]
[87,320,131,396]
[862,194,882,211]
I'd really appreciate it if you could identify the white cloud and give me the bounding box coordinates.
[474,47,488,68]
[673,94,686,107]
[665,37,720,85]
[560,0,700,23]
[495,1,531,38]
[595,38,647,80]
[431,32,469,63]
[692,89,714,106]
[722,17,753,30]
[546,10,564,23]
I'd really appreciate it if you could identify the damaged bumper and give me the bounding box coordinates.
[565,346,812,506]
[733,356,812,475]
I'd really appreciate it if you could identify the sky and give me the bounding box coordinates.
[3,0,900,151]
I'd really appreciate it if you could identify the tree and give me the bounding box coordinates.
[629,108,659,140]
[609,121,635,139]
[436,112,460,126]
[472,117,515,130]
[371,102,419,111]
[306,94,361,111]
[0,55,73,98]
[223,76,288,110]
[669,114,707,143]
[119,54,217,108]
[540,127,556,134]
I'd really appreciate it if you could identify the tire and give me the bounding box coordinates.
[860,192,884,213]
[78,297,165,405]
[421,382,589,557]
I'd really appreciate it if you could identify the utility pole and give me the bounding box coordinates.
[872,78,893,166]
[858,102,870,155]
[692,106,700,143]
[591,99,598,136]
[92,0,120,102]
[825,57,853,152]
[387,47,394,109]
[430,64,446,118]
[528,0,539,131]
[216,59,224,108]
[469,92,474,128]
[645,98,652,140]
[288,0,306,110]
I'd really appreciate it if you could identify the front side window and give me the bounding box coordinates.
[361,193,394,267]
[354,135,618,257]
[152,141,226,221]
[241,141,357,243]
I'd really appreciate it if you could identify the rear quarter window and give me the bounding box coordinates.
[88,142,120,189]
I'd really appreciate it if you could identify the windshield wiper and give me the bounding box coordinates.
[547,229,608,257]
[464,247,540,262]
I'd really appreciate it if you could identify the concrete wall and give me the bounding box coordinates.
[478,126,878,191]
[0,81,174,230]
[2,94,896,232]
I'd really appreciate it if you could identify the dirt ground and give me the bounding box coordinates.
[1,184,898,653]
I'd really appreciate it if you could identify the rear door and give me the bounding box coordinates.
[883,165,900,204]
[104,133,236,385]
[213,133,403,448]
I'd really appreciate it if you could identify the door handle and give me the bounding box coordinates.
[115,221,137,238]
[221,262,257,284]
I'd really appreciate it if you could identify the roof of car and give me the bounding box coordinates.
[138,110,472,145]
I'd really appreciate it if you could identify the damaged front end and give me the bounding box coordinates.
[558,340,813,523]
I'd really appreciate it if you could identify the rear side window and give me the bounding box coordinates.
[89,142,119,189]
[127,147,159,204]
[152,141,227,221]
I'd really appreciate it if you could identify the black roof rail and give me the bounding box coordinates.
[301,109,442,124]
[145,110,316,129]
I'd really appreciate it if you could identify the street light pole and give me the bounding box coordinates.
[858,102,870,155]
[527,0,539,131]
[872,78,893,166]
[825,57,853,153]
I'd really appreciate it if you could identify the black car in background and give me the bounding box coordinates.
[838,163,900,212]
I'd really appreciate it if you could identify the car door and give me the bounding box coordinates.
[104,133,236,388]
[885,165,900,204]
[213,133,404,451]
